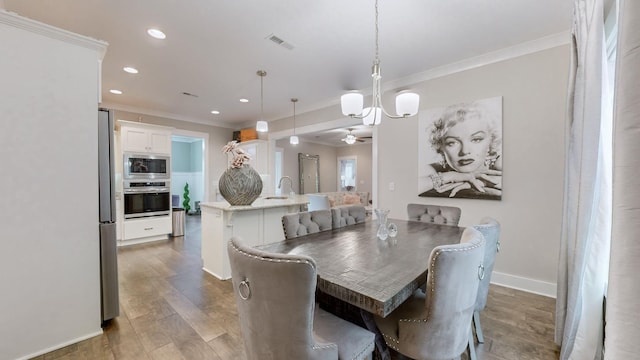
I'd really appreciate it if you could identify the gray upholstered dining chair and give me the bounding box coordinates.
[227,236,375,360]
[308,194,331,211]
[373,227,485,360]
[331,205,366,229]
[407,203,462,226]
[281,210,333,239]
[471,217,501,344]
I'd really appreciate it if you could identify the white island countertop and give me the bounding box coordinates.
[200,194,309,212]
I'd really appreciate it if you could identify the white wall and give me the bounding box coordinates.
[377,45,569,296]
[0,12,106,359]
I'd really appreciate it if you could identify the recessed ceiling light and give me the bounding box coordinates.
[147,28,166,40]
[123,67,139,74]
[239,98,249,103]
[110,89,123,95]
[211,110,220,115]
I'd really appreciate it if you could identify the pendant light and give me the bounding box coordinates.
[340,0,420,125]
[255,70,268,132]
[289,98,299,145]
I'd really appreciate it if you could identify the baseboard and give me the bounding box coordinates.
[16,329,103,360]
[202,266,230,281]
[491,271,557,298]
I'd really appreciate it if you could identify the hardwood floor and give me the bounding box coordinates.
[31,215,560,359]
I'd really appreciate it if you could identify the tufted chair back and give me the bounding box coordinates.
[407,203,462,226]
[227,236,337,360]
[228,236,375,360]
[331,205,366,228]
[374,228,485,360]
[281,210,332,239]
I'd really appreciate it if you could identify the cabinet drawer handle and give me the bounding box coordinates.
[144,227,153,230]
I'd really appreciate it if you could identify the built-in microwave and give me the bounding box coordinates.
[123,180,171,219]
[123,153,170,180]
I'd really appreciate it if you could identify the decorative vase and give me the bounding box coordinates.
[219,164,263,205]
[375,208,390,240]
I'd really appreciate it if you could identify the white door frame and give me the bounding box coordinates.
[171,129,210,202]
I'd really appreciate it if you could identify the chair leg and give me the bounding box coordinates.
[468,326,477,360]
[473,310,485,343]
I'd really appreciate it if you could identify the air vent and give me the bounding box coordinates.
[266,33,295,50]
[181,92,199,98]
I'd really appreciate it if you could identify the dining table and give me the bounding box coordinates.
[257,218,465,318]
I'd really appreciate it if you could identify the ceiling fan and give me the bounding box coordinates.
[341,128,371,145]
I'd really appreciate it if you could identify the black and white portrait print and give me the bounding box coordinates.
[418,97,503,200]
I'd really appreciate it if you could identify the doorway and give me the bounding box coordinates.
[171,130,209,219]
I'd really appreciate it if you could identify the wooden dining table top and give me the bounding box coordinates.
[257,219,465,317]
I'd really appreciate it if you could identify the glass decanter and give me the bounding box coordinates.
[374,208,390,240]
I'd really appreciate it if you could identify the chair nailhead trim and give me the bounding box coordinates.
[230,241,315,268]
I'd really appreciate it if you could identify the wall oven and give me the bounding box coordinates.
[123,181,171,219]
[123,153,170,180]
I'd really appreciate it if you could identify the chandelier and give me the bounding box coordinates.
[340,0,419,126]
[255,70,269,132]
[290,98,299,145]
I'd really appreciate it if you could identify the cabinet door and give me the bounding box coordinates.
[148,130,171,154]
[237,141,268,174]
[122,127,149,153]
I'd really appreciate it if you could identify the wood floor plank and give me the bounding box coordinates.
[157,313,223,360]
[208,332,247,360]
[161,287,227,342]
[148,343,186,360]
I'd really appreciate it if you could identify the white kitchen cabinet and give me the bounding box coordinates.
[235,140,271,175]
[233,139,275,194]
[120,122,172,154]
[122,215,172,244]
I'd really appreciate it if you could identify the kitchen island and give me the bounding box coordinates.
[200,195,308,279]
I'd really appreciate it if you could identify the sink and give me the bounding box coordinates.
[264,196,288,200]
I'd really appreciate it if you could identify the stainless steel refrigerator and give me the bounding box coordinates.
[98,108,119,323]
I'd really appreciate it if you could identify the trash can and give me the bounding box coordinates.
[172,208,185,237]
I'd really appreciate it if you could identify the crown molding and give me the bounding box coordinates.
[384,31,571,91]
[0,9,108,60]
[100,101,236,129]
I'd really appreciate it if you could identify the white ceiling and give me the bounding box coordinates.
[4,0,572,144]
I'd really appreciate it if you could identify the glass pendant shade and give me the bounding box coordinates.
[362,107,382,126]
[255,70,268,132]
[289,135,299,145]
[396,92,420,116]
[256,120,268,132]
[345,134,357,145]
[341,93,364,116]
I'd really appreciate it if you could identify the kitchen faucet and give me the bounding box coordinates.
[278,176,295,197]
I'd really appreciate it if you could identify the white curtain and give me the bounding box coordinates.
[605,0,640,357]
[555,0,613,359]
